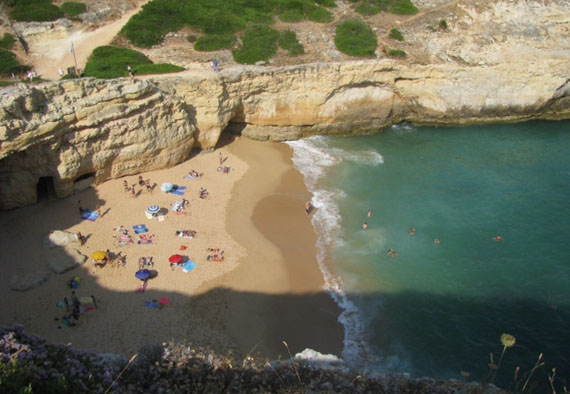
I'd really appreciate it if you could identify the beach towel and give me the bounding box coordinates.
[171,188,187,196]
[182,261,197,273]
[81,210,99,222]
[144,300,161,309]
[133,224,148,234]
[184,175,199,181]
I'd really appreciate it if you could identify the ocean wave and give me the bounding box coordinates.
[328,147,384,166]
[287,136,373,368]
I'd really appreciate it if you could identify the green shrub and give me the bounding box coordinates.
[389,0,418,15]
[355,1,382,16]
[278,30,304,56]
[233,24,279,64]
[439,19,448,30]
[315,0,336,7]
[61,1,86,17]
[194,34,236,51]
[9,0,64,22]
[83,46,183,78]
[389,28,404,41]
[187,34,197,43]
[0,33,15,50]
[334,20,377,57]
[0,49,30,76]
[388,49,407,58]
[307,6,333,23]
[355,0,418,16]
[279,9,304,23]
[122,0,339,48]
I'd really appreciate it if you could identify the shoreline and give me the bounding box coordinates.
[0,135,344,360]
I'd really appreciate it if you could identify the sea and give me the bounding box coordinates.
[287,120,570,391]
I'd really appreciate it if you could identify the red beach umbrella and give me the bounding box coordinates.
[169,254,184,264]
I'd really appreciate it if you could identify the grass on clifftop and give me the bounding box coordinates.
[278,30,304,56]
[6,0,64,22]
[354,0,418,16]
[0,49,30,76]
[121,0,335,49]
[83,46,184,79]
[194,34,236,52]
[60,2,87,18]
[233,25,280,64]
[335,20,378,57]
[0,33,15,50]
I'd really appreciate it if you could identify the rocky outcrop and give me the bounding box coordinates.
[0,59,568,209]
[0,78,195,209]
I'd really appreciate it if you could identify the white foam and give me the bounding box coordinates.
[286,136,379,368]
[328,147,384,166]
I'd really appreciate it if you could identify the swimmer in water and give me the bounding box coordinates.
[493,235,503,242]
[434,238,441,245]
[367,209,372,218]
[387,249,397,258]
[409,227,415,236]
[363,222,368,230]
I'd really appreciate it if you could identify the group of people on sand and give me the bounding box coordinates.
[176,230,197,238]
[123,177,154,197]
[206,248,224,262]
[186,169,203,179]
[138,256,154,269]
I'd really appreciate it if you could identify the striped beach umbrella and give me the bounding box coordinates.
[147,205,160,214]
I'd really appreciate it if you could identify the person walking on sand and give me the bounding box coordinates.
[77,200,85,215]
[305,202,312,216]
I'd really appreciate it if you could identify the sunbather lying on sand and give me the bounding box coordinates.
[176,230,197,238]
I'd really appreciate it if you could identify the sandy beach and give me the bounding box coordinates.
[0,135,343,360]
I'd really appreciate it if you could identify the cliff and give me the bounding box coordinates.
[0,59,569,209]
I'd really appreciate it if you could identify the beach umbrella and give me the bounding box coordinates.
[160,182,174,192]
[135,269,152,281]
[91,251,107,261]
[147,205,160,214]
[169,254,184,264]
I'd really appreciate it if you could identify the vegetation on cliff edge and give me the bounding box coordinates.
[83,46,184,79]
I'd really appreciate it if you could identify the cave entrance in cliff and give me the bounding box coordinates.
[36,176,55,202]
[73,172,96,193]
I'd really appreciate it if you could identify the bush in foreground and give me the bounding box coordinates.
[335,20,377,57]
[83,46,183,79]
[0,325,515,393]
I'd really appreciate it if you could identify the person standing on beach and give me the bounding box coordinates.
[305,202,312,216]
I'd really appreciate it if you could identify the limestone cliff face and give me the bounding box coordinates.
[0,78,194,209]
[0,60,569,209]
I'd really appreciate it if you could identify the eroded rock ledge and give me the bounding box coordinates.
[1,60,568,209]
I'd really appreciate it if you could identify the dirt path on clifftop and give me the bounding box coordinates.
[30,1,149,80]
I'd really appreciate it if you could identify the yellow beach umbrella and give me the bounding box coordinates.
[91,251,107,261]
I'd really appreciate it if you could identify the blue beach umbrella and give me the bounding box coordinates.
[135,269,151,281]
[147,205,160,214]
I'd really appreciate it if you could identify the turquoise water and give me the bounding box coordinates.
[287,120,570,391]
